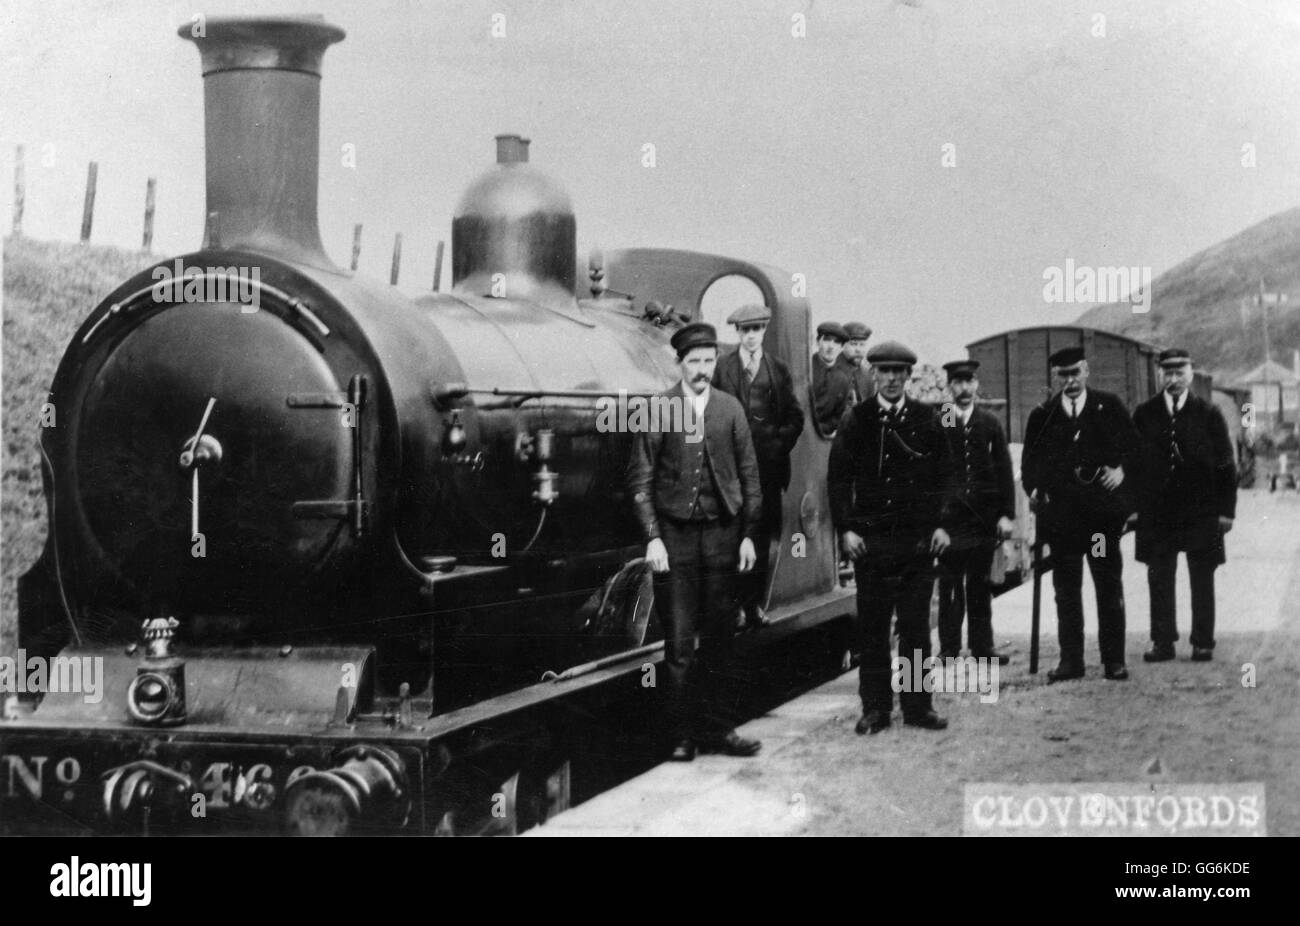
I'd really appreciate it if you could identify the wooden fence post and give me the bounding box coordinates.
[12,145,24,237]
[142,177,156,252]
[80,161,98,243]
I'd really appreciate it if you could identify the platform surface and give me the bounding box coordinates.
[530,489,1300,836]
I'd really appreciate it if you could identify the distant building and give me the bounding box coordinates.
[1227,355,1299,425]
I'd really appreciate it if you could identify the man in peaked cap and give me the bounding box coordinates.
[628,320,764,761]
[836,321,876,413]
[712,304,805,631]
[936,359,1015,665]
[829,339,954,734]
[1022,345,1140,682]
[1132,348,1236,664]
[811,321,854,436]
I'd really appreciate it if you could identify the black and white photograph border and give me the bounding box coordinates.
[0,0,1297,857]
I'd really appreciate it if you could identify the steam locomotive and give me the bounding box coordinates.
[1,16,851,834]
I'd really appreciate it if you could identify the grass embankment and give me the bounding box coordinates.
[1,236,159,656]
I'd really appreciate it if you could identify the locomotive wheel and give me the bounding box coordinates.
[433,757,572,836]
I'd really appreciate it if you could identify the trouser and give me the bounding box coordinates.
[1147,547,1218,649]
[938,536,996,654]
[740,478,783,617]
[1051,533,1126,666]
[855,556,935,717]
[655,515,743,740]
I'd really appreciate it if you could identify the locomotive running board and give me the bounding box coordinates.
[420,587,856,739]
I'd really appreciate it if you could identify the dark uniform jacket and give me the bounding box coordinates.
[1021,389,1139,548]
[828,396,954,560]
[1132,392,1236,564]
[940,405,1016,536]
[835,353,875,407]
[810,354,854,436]
[628,383,763,543]
[712,348,804,490]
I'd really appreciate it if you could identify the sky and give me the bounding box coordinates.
[3,0,1300,363]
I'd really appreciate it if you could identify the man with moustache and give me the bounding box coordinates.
[628,321,763,761]
[712,303,804,631]
[811,322,853,436]
[829,340,953,735]
[936,360,1015,664]
[1132,349,1236,663]
[1022,347,1139,682]
[837,321,875,412]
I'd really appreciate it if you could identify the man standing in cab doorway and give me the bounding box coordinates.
[712,303,804,631]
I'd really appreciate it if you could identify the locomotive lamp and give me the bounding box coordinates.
[126,617,187,726]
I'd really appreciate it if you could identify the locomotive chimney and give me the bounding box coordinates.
[180,16,345,270]
[495,134,530,164]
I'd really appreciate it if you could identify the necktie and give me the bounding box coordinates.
[745,353,758,382]
[1070,399,1078,419]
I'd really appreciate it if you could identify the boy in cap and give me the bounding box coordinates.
[712,304,805,630]
[836,321,875,410]
[628,322,764,760]
[1021,346,1139,682]
[936,359,1015,664]
[829,340,953,734]
[1131,349,1236,663]
[811,322,854,436]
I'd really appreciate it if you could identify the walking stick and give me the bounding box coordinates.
[1029,533,1043,675]
[1027,492,1046,674]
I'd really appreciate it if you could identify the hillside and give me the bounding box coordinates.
[1076,207,1300,384]
[1,236,159,656]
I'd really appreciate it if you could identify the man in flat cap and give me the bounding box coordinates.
[1132,349,1236,663]
[837,321,876,414]
[936,359,1015,664]
[1022,346,1139,682]
[829,340,953,734]
[811,322,854,436]
[712,303,805,630]
[628,321,763,761]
